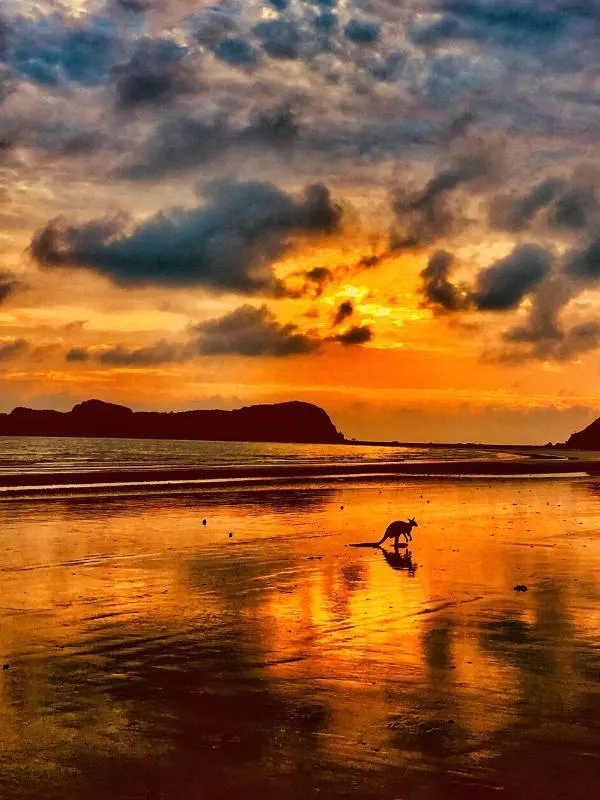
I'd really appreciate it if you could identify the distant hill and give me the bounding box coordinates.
[0,399,345,445]
[563,417,600,450]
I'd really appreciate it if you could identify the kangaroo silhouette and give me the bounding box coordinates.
[349,518,418,549]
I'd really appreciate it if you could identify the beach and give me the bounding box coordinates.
[1,457,600,798]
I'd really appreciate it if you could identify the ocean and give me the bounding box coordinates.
[0,436,514,476]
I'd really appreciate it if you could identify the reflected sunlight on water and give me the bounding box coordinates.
[0,436,537,477]
[1,477,600,798]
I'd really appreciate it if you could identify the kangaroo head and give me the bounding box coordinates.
[409,518,418,527]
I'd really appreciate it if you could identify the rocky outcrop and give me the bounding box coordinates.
[0,399,345,444]
[563,417,600,450]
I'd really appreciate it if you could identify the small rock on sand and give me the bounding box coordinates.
[513,584,528,592]
[228,532,233,538]
[202,519,207,525]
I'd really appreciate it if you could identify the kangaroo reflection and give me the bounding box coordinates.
[378,545,416,575]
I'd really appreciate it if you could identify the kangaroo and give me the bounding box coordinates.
[376,518,418,548]
[349,518,418,549]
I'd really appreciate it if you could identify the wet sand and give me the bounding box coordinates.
[1,477,600,798]
[0,452,595,496]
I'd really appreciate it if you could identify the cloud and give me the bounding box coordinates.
[193,6,238,47]
[118,105,299,180]
[499,317,600,363]
[503,275,571,348]
[556,321,600,360]
[113,0,154,12]
[66,347,90,362]
[420,244,553,320]
[66,340,185,366]
[111,38,198,110]
[98,339,184,365]
[415,0,596,49]
[333,300,353,326]
[490,178,564,233]
[490,176,600,234]
[253,20,301,59]
[214,37,257,66]
[419,250,469,312]
[391,134,498,250]
[8,12,122,88]
[565,240,600,281]
[192,304,320,356]
[0,338,28,361]
[62,299,374,368]
[333,325,373,345]
[344,19,380,44]
[473,244,552,311]
[30,181,342,295]
[0,271,23,304]
[303,266,334,296]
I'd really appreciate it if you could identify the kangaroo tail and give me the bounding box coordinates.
[348,534,387,548]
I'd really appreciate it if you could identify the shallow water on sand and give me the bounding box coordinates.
[1,477,600,798]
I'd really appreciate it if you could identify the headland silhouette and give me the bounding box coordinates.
[0,399,345,445]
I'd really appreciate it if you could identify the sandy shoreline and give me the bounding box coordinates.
[0,475,600,798]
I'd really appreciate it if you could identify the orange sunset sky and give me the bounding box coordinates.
[1,0,600,443]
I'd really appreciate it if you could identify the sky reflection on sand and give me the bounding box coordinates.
[0,478,600,798]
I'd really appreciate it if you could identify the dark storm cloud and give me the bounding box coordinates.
[0,272,23,304]
[344,19,380,44]
[490,177,600,234]
[214,37,257,66]
[556,321,600,360]
[314,12,338,33]
[420,250,469,312]
[193,6,237,47]
[500,315,600,363]
[119,105,299,180]
[391,141,496,250]
[66,341,184,366]
[192,304,319,356]
[304,266,333,296]
[98,340,183,365]
[413,0,599,49]
[253,20,301,59]
[53,131,106,157]
[8,13,121,88]
[114,0,154,12]
[66,347,90,362]
[333,300,353,326]
[474,244,552,311]
[551,183,600,230]
[30,181,342,294]
[490,178,564,233]
[421,245,553,317]
[0,68,15,106]
[0,338,28,361]
[0,16,9,60]
[333,325,373,345]
[119,116,226,179]
[111,38,198,110]
[565,240,600,281]
[503,275,571,348]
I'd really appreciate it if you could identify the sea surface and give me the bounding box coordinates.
[1,441,600,798]
[0,436,522,477]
